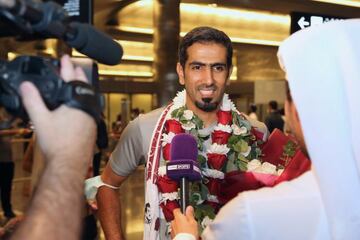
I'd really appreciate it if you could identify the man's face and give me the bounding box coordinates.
[285,99,309,157]
[177,42,232,112]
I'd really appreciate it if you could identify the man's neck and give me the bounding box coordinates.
[186,98,218,128]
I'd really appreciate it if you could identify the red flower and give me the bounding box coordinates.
[160,200,180,221]
[165,119,184,134]
[162,143,171,161]
[157,176,179,193]
[212,130,231,145]
[206,178,221,196]
[217,110,232,125]
[207,153,227,170]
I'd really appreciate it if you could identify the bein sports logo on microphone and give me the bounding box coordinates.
[168,164,191,170]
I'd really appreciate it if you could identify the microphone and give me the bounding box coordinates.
[167,133,201,213]
[0,0,123,65]
[65,22,123,66]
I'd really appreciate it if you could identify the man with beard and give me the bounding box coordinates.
[88,27,268,240]
[171,19,360,240]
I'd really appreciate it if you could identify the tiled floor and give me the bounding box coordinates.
[2,141,146,240]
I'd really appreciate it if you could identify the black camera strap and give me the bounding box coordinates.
[58,81,104,124]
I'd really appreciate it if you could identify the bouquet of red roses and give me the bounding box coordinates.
[219,129,311,203]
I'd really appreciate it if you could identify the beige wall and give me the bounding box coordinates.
[104,93,130,129]
[236,45,285,82]
[131,94,153,113]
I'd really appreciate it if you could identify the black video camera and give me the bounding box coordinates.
[0,55,104,123]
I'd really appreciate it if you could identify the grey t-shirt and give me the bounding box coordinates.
[110,108,164,176]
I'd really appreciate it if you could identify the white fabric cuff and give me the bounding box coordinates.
[173,233,196,240]
[84,176,120,201]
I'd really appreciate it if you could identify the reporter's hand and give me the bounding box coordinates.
[171,206,199,240]
[19,55,96,169]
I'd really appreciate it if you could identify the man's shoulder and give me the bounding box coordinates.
[131,107,166,141]
[139,107,165,121]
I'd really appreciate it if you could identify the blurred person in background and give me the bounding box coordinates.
[264,100,284,133]
[247,103,258,121]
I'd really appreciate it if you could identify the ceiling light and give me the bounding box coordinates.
[312,0,360,7]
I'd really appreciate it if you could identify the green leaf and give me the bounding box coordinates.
[194,207,202,220]
[236,154,249,171]
[228,135,240,146]
[193,115,204,129]
[234,139,248,153]
[197,155,207,168]
[200,183,209,201]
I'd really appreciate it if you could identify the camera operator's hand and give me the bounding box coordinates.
[19,55,96,167]
[11,55,97,240]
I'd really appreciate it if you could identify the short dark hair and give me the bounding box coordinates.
[269,100,278,110]
[178,26,233,68]
[250,104,257,112]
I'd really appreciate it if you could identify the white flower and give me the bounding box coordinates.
[241,145,251,157]
[277,168,284,176]
[214,123,232,133]
[182,121,196,130]
[201,216,213,229]
[172,90,186,109]
[183,110,194,120]
[161,132,176,146]
[207,143,230,155]
[252,162,277,175]
[220,94,236,111]
[207,194,219,203]
[247,159,262,172]
[202,168,225,179]
[160,192,179,204]
[158,166,167,177]
[261,162,277,175]
[198,128,211,137]
[231,124,248,136]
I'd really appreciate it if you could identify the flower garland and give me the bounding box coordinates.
[156,90,265,232]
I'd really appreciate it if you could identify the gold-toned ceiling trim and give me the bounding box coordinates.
[312,0,360,8]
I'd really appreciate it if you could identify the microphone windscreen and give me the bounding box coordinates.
[66,22,123,66]
[170,133,198,162]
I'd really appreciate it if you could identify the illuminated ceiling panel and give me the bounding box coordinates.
[312,0,360,7]
[117,0,290,46]
[98,63,153,77]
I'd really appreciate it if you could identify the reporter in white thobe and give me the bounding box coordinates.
[171,19,360,240]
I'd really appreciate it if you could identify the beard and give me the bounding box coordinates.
[195,97,219,112]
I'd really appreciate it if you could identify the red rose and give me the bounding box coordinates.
[217,110,232,125]
[157,176,179,193]
[162,143,171,161]
[206,178,221,196]
[165,119,184,134]
[212,130,231,145]
[160,200,180,221]
[207,153,227,170]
